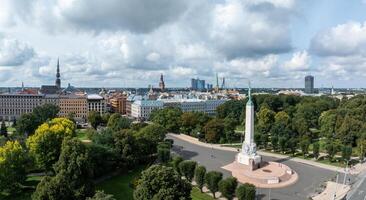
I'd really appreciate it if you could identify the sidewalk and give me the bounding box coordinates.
[312,181,350,200]
[168,133,365,173]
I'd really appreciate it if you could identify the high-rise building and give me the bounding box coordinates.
[304,75,314,94]
[159,74,165,91]
[191,78,205,90]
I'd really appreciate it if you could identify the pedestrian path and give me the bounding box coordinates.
[312,181,350,200]
[168,133,366,174]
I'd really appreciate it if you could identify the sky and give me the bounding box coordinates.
[1,0,366,88]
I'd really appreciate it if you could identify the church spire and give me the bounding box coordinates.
[55,58,61,89]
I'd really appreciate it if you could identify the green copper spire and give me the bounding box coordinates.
[247,81,253,106]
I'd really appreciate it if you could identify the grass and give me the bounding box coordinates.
[191,187,214,200]
[6,126,16,133]
[0,175,43,200]
[96,166,145,200]
[76,129,89,140]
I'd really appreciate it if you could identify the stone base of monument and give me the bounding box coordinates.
[222,155,298,188]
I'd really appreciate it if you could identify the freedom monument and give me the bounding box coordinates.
[222,84,298,188]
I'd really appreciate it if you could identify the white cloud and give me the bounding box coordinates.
[310,21,366,81]
[310,21,366,57]
[0,37,35,66]
[210,0,293,58]
[283,51,310,71]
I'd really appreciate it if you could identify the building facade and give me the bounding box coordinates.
[58,94,88,122]
[131,98,227,121]
[110,94,127,114]
[0,94,44,121]
[191,78,206,91]
[131,100,164,120]
[87,94,106,115]
[305,75,314,94]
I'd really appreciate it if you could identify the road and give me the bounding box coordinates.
[168,135,354,200]
[347,171,366,200]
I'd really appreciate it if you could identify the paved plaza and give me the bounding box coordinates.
[168,134,355,200]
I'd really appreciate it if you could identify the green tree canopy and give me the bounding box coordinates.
[218,177,238,200]
[26,118,76,171]
[134,165,191,200]
[0,141,27,194]
[150,107,182,133]
[204,171,223,198]
[88,111,102,129]
[194,165,206,192]
[178,160,197,182]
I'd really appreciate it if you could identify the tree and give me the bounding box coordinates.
[87,191,115,200]
[0,141,27,194]
[16,104,59,136]
[33,103,60,124]
[134,165,191,200]
[341,145,352,161]
[205,171,223,198]
[16,113,37,135]
[271,135,278,151]
[288,137,298,156]
[236,183,256,200]
[88,111,102,129]
[224,117,237,144]
[203,118,225,143]
[194,165,206,192]
[313,142,320,159]
[172,156,184,175]
[180,112,199,135]
[150,107,183,133]
[27,118,76,171]
[114,129,138,166]
[299,135,311,157]
[107,114,132,131]
[157,142,171,163]
[326,140,341,162]
[278,136,288,153]
[32,138,94,200]
[218,177,238,200]
[357,136,366,160]
[257,107,275,133]
[136,124,167,156]
[0,120,7,137]
[179,160,197,182]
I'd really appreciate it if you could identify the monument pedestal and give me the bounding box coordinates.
[237,153,262,170]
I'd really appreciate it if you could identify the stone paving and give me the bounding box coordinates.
[312,181,350,200]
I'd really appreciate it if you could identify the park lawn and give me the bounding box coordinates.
[191,187,214,200]
[96,166,145,200]
[76,129,89,140]
[0,175,43,200]
[6,126,16,133]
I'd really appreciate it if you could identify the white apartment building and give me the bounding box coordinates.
[131,100,164,120]
[87,94,106,115]
[131,99,227,121]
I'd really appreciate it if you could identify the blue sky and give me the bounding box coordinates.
[1,0,366,88]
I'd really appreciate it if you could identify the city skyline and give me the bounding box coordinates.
[1,0,366,88]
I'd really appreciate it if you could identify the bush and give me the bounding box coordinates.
[204,171,223,198]
[219,177,238,200]
[194,165,206,193]
[172,156,184,175]
[179,160,197,182]
[236,183,256,200]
